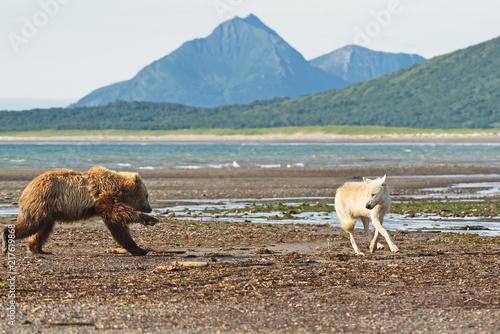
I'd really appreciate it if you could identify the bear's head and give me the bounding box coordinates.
[117,171,153,213]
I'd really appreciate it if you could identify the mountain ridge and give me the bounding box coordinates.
[309,45,425,84]
[71,14,346,108]
[71,14,424,108]
[3,34,496,130]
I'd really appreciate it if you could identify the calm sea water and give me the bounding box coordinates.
[0,142,499,169]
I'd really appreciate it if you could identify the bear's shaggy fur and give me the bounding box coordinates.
[2,166,158,256]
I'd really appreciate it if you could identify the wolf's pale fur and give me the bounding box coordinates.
[334,175,399,255]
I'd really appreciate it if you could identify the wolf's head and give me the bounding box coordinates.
[363,175,388,210]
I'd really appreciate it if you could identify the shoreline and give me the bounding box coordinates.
[0,132,499,143]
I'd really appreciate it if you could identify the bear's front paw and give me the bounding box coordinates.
[129,247,149,256]
[141,215,159,226]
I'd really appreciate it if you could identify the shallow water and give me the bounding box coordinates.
[1,180,498,236]
[0,142,499,169]
[1,199,497,236]
[146,180,500,236]
[154,200,499,237]
[402,181,500,199]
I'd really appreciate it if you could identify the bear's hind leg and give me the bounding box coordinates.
[27,220,55,254]
[2,214,50,254]
[2,227,9,254]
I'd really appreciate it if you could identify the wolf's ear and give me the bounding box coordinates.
[363,177,372,184]
[380,175,387,186]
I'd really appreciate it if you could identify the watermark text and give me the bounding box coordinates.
[5,223,17,326]
[7,0,72,54]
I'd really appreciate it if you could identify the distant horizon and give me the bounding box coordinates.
[1,1,499,110]
[0,97,77,111]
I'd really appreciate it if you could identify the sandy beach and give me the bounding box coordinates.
[0,132,499,143]
[1,165,499,333]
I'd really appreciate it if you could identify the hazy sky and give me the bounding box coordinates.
[1,0,499,109]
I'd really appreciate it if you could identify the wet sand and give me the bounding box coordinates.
[1,165,499,333]
[1,165,500,202]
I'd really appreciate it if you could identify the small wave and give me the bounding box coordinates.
[207,164,224,169]
[176,165,202,169]
[139,166,155,170]
[117,163,132,167]
[287,163,305,168]
[260,164,281,168]
[9,159,26,162]
[206,162,240,169]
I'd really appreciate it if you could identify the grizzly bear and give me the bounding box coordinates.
[2,166,158,256]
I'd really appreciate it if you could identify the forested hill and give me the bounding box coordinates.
[293,35,500,128]
[0,35,498,130]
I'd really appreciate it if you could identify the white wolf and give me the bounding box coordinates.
[334,175,399,255]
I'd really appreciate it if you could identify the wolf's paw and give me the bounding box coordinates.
[390,245,399,253]
[369,242,384,254]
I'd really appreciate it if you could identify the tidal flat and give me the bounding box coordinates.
[0,165,499,333]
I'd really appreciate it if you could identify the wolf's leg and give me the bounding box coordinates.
[361,217,371,240]
[360,217,384,253]
[369,229,380,253]
[348,231,364,256]
[371,218,399,253]
[336,212,364,255]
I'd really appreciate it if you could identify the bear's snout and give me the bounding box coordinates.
[142,204,152,213]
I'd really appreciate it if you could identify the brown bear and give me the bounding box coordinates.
[2,166,158,256]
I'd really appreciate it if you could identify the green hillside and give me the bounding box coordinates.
[0,36,498,130]
[292,35,499,128]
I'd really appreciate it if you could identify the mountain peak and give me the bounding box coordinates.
[227,14,264,26]
[219,14,278,37]
[239,14,267,28]
[310,45,425,84]
[340,44,369,51]
[71,14,345,108]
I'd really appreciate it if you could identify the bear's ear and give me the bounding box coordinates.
[119,172,140,186]
[89,166,111,174]
[131,172,140,182]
